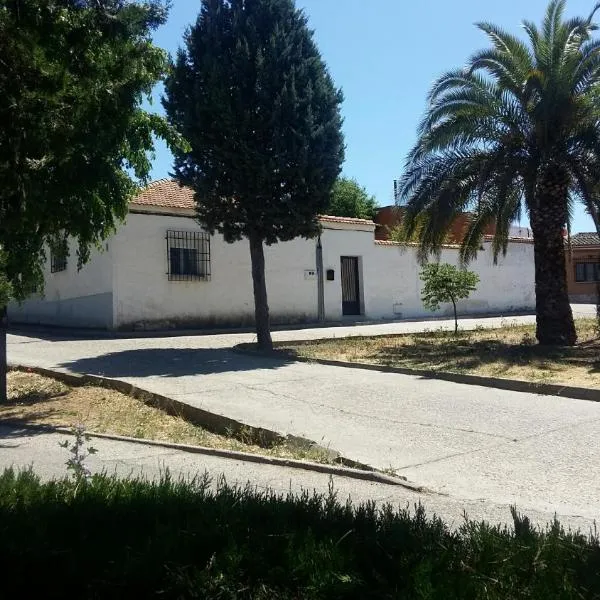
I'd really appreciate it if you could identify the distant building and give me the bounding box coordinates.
[567,232,600,303]
[374,205,532,243]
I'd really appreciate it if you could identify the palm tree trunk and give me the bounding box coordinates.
[248,233,273,351]
[530,171,576,346]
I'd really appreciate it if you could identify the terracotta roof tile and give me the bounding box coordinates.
[319,215,375,225]
[132,179,195,210]
[571,232,600,246]
[132,180,376,225]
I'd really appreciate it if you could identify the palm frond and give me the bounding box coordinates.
[476,21,535,79]
[399,0,600,265]
[589,2,600,24]
[468,48,526,99]
[522,19,544,65]
[543,0,566,49]
[572,39,600,91]
[428,69,497,102]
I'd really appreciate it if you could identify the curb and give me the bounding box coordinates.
[7,364,421,491]
[4,420,417,489]
[234,347,600,403]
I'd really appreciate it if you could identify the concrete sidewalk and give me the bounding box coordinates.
[7,306,600,523]
[0,424,595,532]
[9,304,596,344]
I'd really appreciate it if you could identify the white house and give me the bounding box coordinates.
[9,179,536,330]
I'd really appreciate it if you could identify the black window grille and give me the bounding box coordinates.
[50,241,68,273]
[575,262,600,282]
[166,230,211,281]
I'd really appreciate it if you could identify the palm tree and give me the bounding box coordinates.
[398,0,600,345]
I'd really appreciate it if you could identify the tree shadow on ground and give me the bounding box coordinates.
[0,420,59,445]
[58,347,292,379]
[371,337,600,378]
[7,389,69,406]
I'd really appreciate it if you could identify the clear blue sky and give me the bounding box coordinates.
[148,0,597,234]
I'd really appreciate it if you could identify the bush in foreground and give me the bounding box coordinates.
[0,469,598,598]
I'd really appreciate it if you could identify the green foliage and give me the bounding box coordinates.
[0,468,599,599]
[0,251,11,308]
[398,0,600,261]
[327,177,378,220]
[163,0,345,245]
[0,0,180,300]
[164,0,343,349]
[420,263,479,332]
[420,264,480,312]
[398,0,600,344]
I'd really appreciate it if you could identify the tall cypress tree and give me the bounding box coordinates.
[164,0,344,350]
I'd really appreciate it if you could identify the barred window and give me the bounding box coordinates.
[575,262,600,283]
[50,240,68,273]
[166,230,211,281]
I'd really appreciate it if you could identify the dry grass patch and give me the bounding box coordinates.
[3,370,334,464]
[279,319,600,388]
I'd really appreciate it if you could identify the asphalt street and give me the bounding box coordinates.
[7,307,600,524]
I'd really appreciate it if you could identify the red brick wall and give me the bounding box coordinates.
[374,206,496,243]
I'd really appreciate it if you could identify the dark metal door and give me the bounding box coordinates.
[341,257,360,315]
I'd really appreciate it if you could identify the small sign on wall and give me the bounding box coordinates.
[304,269,317,280]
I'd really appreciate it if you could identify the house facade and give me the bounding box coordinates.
[567,232,600,303]
[9,180,536,330]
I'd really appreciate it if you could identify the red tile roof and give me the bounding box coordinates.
[132,180,376,225]
[571,232,600,246]
[132,179,195,210]
[319,215,374,225]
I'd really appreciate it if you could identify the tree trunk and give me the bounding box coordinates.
[0,305,7,403]
[248,234,273,351]
[451,297,458,335]
[530,169,576,346]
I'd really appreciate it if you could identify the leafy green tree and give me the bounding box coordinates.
[398,0,600,346]
[328,177,378,220]
[0,252,11,404]
[0,0,179,402]
[420,263,479,334]
[164,0,344,350]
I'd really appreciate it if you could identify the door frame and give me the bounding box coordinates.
[340,256,362,316]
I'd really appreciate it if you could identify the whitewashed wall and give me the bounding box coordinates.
[320,225,377,320]
[8,239,114,328]
[111,212,319,329]
[363,240,535,320]
[8,209,536,330]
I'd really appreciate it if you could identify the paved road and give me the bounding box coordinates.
[7,306,600,524]
[1,424,595,532]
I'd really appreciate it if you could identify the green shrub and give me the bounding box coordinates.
[0,468,598,599]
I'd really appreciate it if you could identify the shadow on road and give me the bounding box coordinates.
[58,347,292,378]
[0,422,55,446]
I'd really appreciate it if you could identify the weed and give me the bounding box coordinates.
[58,424,97,481]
